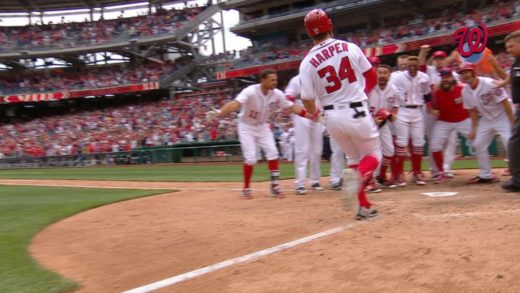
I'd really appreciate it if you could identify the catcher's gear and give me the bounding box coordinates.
[205,108,220,121]
[304,9,333,37]
[374,108,393,128]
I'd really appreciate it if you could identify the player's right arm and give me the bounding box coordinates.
[418,45,430,71]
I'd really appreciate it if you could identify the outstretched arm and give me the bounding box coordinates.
[206,100,240,120]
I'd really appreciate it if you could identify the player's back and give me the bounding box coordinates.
[300,38,372,106]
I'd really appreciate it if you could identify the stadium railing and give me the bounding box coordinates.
[0,140,242,169]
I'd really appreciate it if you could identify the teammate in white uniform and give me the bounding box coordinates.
[285,75,325,194]
[206,69,317,198]
[419,46,459,178]
[300,9,382,220]
[459,63,515,183]
[369,64,399,188]
[391,56,431,185]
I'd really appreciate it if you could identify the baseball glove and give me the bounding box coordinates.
[374,108,393,128]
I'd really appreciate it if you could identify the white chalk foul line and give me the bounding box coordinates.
[122,223,359,293]
[413,208,520,219]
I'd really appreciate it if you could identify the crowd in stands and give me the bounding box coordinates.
[0,5,206,53]
[211,0,519,71]
[0,62,181,95]
[339,0,519,47]
[0,89,244,158]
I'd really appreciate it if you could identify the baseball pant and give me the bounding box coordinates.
[430,119,471,152]
[238,122,278,165]
[395,108,425,148]
[379,123,394,157]
[293,115,324,188]
[473,114,512,179]
[324,103,382,166]
[329,136,346,185]
[508,108,520,185]
[424,112,458,174]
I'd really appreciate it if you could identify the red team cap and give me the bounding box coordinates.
[304,9,333,37]
[457,63,476,74]
[368,56,381,66]
[432,51,447,58]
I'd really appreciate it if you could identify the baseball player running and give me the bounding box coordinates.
[419,46,459,178]
[369,64,400,188]
[299,9,382,220]
[392,56,431,185]
[206,69,317,198]
[429,68,470,183]
[285,74,325,194]
[460,63,515,183]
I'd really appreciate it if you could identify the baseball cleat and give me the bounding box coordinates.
[241,188,253,199]
[433,173,447,184]
[341,169,361,210]
[295,186,307,195]
[467,175,500,184]
[413,172,427,186]
[355,206,378,220]
[445,171,455,178]
[311,183,324,191]
[270,184,285,198]
[330,178,343,190]
[502,180,520,192]
[376,177,397,188]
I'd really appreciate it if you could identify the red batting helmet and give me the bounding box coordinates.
[368,56,381,66]
[457,63,476,74]
[432,51,447,58]
[304,9,333,37]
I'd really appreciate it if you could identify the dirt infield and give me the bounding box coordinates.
[5,169,520,293]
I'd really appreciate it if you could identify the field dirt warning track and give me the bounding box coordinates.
[3,170,520,293]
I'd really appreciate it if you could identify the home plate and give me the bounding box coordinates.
[422,192,458,197]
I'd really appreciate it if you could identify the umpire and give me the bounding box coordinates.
[502,30,520,192]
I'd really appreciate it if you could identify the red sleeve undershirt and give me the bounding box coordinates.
[363,67,377,95]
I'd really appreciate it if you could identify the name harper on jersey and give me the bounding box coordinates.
[309,42,349,68]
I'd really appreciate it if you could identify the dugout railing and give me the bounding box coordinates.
[0,136,504,169]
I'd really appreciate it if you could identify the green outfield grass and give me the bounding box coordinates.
[0,186,171,293]
[0,159,508,182]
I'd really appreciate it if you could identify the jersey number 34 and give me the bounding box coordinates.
[318,56,357,94]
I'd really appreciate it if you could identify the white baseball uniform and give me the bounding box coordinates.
[285,75,324,188]
[368,83,400,157]
[235,84,294,165]
[299,38,381,167]
[462,76,512,178]
[391,70,431,147]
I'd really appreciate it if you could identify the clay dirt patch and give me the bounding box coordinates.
[5,169,519,293]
